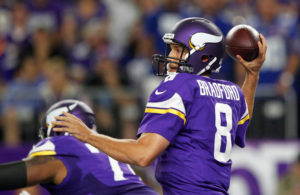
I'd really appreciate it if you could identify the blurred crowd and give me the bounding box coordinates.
[0,0,299,147]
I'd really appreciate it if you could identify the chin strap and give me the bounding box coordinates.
[0,161,27,190]
[197,57,217,75]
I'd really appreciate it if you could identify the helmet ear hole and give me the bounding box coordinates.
[201,55,209,62]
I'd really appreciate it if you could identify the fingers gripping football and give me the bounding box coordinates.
[237,34,267,75]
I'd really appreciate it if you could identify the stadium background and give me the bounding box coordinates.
[0,0,299,194]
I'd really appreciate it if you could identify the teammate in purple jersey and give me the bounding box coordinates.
[53,17,267,194]
[0,99,158,195]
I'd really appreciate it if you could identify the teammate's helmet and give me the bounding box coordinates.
[39,99,96,139]
[152,17,225,76]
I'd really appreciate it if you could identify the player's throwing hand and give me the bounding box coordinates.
[237,34,267,76]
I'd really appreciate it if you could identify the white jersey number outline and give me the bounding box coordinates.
[85,143,136,181]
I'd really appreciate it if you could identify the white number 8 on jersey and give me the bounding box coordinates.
[214,103,233,163]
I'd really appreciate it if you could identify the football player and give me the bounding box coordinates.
[0,99,158,195]
[53,17,267,194]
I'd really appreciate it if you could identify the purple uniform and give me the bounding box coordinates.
[28,136,157,195]
[138,73,249,194]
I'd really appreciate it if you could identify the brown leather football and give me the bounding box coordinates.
[225,24,260,61]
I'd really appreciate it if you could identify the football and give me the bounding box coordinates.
[225,24,260,61]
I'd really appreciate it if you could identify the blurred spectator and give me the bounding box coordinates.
[1,55,43,146]
[17,26,67,79]
[120,20,145,66]
[222,0,255,25]
[279,0,299,14]
[104,0,140,60]
[32,28,55,67]
[65,0,109,83]
[277,153,300,195]
[112,18,160,138]
[84,58,121,137]
[0,1,11,36]
[26,0,63,33]
[68,19,109,83]
[38,56,82,108]
[85,58,139,138]
[0,1,29,84]
[125,22,162,104]
[7,1,30,45]
[60,11,78,52]
[137,0,158,13]
[143,0,190,53]
[74,0,107,27]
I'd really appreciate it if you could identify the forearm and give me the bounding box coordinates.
[237,33,266,118]
[235,62,246,87]
[53,112,169,166]
[241,72,259,119]
[86,132,153,167]
[0,161,27,190]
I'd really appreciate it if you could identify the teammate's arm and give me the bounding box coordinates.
[0,156,67,190]
[25,156,67,185]
[53,112,170,167]
[238,34,267,118]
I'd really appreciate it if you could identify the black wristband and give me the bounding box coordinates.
[0,161,27,190]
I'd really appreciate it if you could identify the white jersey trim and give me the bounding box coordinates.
[146,93,186,115]
[29,140,56,156]
[240,99,249,120]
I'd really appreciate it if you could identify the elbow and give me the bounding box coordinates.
[136,155,154,167]
[137,160,152,168]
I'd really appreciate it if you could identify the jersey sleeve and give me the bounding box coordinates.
[137,79,187,143]
[235,92,250,148]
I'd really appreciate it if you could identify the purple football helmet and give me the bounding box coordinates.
[39,99,96,139]
[152,17,225,76]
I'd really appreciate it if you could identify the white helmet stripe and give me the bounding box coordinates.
[46,102,78,136]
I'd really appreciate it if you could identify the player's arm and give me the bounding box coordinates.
[25,156,67,186]
[84,132,169,167]
[238,34,267,118]
[0,156,66,190]
[53,112,170,167]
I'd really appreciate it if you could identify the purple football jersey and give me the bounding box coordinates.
[138,73,249,194]
[28,136,158,195]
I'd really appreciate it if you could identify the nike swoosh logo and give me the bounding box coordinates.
[155,90,166,95]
